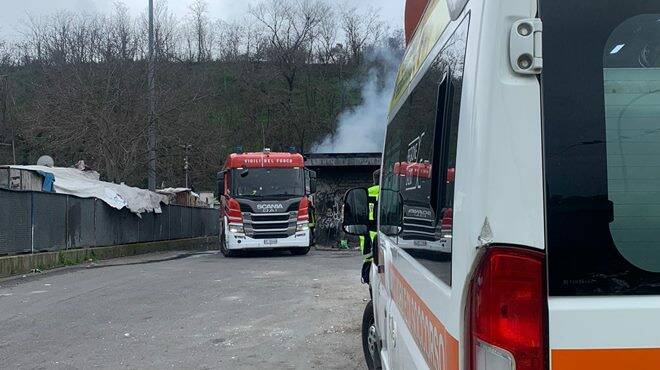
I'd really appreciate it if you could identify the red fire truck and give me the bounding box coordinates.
[392,161,453,254]
[217,149,316,257]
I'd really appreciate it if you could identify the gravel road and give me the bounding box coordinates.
[0,248,368,370]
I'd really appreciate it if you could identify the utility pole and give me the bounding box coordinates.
[0,75,15,164]
[147,0,157,191]
[0,75,6,143]
[180,144,192,189]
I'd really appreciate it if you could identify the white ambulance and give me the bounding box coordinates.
[343,0,660,369]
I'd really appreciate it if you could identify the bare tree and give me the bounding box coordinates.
[4,1,398,189]
[20,13,48,62]
[216,20,244,62]
[185,0,211,62]
[111,2,138,61]
[0,39,14,67]
[249,0,330,151]
[340,5,384,65]
[315,8,339,64]
[137,1,179,62]
[249,0,326,91]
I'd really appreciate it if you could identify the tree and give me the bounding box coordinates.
[216,20,244,62]
[0,0,401,190]
[315,8,339,64]
[184,0,212,62]
[249,0,328,90]
[340,5,384,66]
[249,0,330,151]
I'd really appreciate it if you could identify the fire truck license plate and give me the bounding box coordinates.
[264,239,278,245]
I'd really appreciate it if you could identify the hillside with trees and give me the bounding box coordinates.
[0,0,403,190]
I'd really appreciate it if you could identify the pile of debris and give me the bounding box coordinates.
[157,188,202,207]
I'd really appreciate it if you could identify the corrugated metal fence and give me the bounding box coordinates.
[0,189,219,255]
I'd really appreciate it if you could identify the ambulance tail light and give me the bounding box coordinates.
[468,246,547,370]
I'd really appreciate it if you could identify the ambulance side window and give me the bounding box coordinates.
[379,16,469,286]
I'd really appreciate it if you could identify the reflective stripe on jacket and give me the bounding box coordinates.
[360,185,380,261]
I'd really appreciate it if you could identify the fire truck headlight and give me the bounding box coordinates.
[296,222,309,232]
[229,224,244,234]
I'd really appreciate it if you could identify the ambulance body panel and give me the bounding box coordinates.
[352,0,660,369]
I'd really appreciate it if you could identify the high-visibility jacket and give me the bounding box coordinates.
[360,185,380,262]
[308,204,316,228]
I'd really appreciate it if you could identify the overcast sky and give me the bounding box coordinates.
[0,0,405,40]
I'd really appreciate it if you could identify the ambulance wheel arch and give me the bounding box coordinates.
[362,300,382,370]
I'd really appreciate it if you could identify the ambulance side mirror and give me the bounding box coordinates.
[379,188,404,236]
[342,187,370,235]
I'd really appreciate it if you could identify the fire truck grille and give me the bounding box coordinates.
[243,212,298,239]
[402,217,437,241]
[251,213,290,222]
[252,221,289,230]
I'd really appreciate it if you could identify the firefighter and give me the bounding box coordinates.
[308,195,317,246]
[359,170,380,284]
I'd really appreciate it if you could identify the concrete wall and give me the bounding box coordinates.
[0,237,219,278]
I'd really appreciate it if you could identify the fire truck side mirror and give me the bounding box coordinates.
[309,171,317,194]
[342,187,370,235]
[305,169,317,194]
[217,170,227,198]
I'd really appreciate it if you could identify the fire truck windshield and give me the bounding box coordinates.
[231,168,304,198]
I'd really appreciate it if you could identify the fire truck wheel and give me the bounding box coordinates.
[289,247,310,256]
[362,300,382,370]
[220,233,236,257]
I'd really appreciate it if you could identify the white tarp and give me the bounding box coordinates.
[157,187,200,198]
[10,165,167,215]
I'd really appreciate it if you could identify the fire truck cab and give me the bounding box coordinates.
[217,149,316,257]
[392,161,453,256]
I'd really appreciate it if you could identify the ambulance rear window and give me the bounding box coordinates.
[543,3,660,295]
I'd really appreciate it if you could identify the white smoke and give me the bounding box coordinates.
[313,47,401,153]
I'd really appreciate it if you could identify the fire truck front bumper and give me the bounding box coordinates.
[225,229,311,250]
